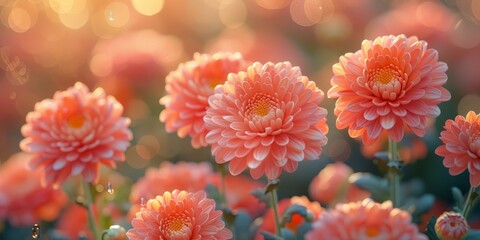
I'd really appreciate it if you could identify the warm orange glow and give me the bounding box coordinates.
[59,7,89,29]
[105,2,130,28]
[256,0,291,9]
[8,7,32,33]
[132,0,165,16]
[67,114,85,129]
[89,53,112,77]
[219,0,247,28]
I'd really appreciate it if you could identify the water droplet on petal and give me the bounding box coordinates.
[140,197,146,208]
[106,182,114,194]
[108,11,115,21]
[32,224,40,239]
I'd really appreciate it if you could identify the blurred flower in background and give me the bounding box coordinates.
[306,199,427,240]
[0,153,68,226]
[1,0,480,238]
[308,162,370,206]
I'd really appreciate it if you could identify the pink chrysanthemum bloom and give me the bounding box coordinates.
[308,162,370,205]
[434,211,469,240]
[20,82,132,186]
[160,52,248,148]
[436,111,480,187]
[127,190,233,240]
[255,196,324,240]
[204,61,328,180]
[0,153,68,226]
[328,34,450,144]
[128,161,214,219]
[305,199,427,240]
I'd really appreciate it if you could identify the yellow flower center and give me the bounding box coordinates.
[209,78,223,88]
[252,99,270,116]
[373,68,395,84]
[168,218,185,232]
[67,114,85,128]
[246,93,276,118]
[365,227,380,237]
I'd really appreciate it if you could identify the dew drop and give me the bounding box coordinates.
[108,11,115,21]
[140,197,146,208]
[106,182,114,194]
[32,224,40,239]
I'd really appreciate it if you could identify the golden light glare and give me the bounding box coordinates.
[458,94,480,115]
[49,0,75,14]
[91,10,121,39]
[131,0,165,16]
[290,0,313,26]
[304,0,334,24]
[219,0,247,29]
[59,7,89,29]
[256,0,291,9]
[8,7,32,33]
[290,0,334,27]
[105,2,130,28]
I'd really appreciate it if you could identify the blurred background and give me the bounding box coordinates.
[1,0,480,237]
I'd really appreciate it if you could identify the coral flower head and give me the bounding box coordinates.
[20,82,132,186]
[309,162,370,205]
[205,61,328,180]
[160,52,248,148]
[434,211,468,240]
[305,199,427,240]
[127,190,233,240]
[0,153,68,226]
[128,161,214,218]
[436,111,480,187]
[328,34,450,144]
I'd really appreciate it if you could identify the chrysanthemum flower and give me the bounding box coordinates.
[204,61,328,180]
[308,162,370,205]
[436,111,480,187]
[127,190,233,240]
[328,34,450,144]
[434,211,469,240]
[20,82,132,186]
[128,161,214,219]
[305,199,427,240]
[160,52,248,148]
[255,196,323,240]
[0,153,68,226]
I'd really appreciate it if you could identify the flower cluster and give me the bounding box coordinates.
[12,31,480,240]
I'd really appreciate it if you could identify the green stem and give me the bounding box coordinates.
[83,181,99,240]
[219,164,228,208]
[388,138,400,207]
[462,186,476,219]
[269,184,282,238]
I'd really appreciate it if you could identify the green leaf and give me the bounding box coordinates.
[414,194,435,215]
[233,211,253,240]
[281,204,314,226]
[423,216,439,240]
[349,172,389,201]
[264,179,280,194]
[452,187,465,210]
[251,189,270,207]
[465,229,480,240]
[260,230,283,240]
[205,183,222,209]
